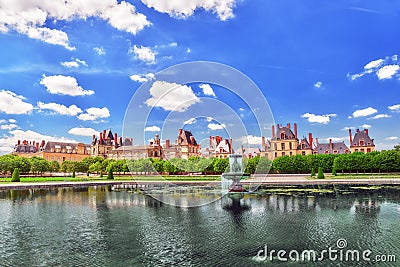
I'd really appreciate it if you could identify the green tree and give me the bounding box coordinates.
[317,167,324,179]
[11,168,20,182]
[213,158,229,173]
[107,166,114,179]
[332,166,337,176]
[49,160,60,173]
[29,156,49,175]
[71,170,75,178]
[310,168,315,177]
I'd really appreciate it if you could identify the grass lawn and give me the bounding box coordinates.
[0,175,221,183]
[307,173,400,180]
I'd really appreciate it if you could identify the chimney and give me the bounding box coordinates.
[103,129,106,138]
[100,132,103,144]
[166,139,170,149]
[308,133,313,149]
[349,129,353,146]
[130,138,133,145]
[294,123,298,139]
[114,133,118,147]
[33,141,35,146]
[365,129,369,135]
[329,139,333,150]
[262,136,265,148]
[18,140,20,145]
[229,138,233,153]
[316,138,319,146]
[35,143,39,151]
[287,123,291,129]
[272,125,275,138]
[41,140,45,147]
[119,137,123,146]
[210,136,212,147]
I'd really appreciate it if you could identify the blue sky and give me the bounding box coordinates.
[0,0,399,154]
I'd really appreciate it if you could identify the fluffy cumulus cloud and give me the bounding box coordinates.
[349,55,399,80]
[93,47,106,56]
[0,129,76,155]
[386,136,398,140]
[141,0,236,21]
[208,123,225,130]
[241,135,262,145]
[301,113,337,124]
[130,45,157,64]
[199,83,216,97]
[360,124,372,129]
[0,90,33,114]
[0,0,151,50]
[0,124,18,130]
[129,73,155,83]
[61,58,88,68]
[314,81,322,89]
[388,104,400,111]
[8,119,17,123]
[68,127,98,137]
[145,81,200,112]
[370,114,391,120]
[77,107,110,121]
[184,118,196,125]
[376,65,400,80]
[350,107,377,118]
[37,101,82,116]
[40,75,94,96]
[144,126,161,132]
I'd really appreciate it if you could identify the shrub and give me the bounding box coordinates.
[332,167,337,176]
[310,168,315,177]
[107,167,114,180]
[100,171,103,178]
[317,167,325,179]
[71,170,75,178]
[11,168,20,182]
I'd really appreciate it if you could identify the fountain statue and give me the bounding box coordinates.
[221,154,249,193]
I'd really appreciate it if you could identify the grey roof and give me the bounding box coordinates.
[315,141,349,154]
[297,138,311,149]
[42,141,90,152]
[178,130,198,145]
[351,130,375,147]
[274,126,296,140]
[14,144,37,153]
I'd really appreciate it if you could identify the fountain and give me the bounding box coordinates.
[221,154,249,193]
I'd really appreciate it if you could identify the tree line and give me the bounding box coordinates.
[0,147,399,176]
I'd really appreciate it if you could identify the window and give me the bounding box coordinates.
[302,151,306,155]
[282,152,285,156]
[280,132,285,139]
[359,139,364,146]
[289,152,292,156]
[281,143,285,150]
[274,152,278,158]
[289,142,292,150]
[367,148,371,153]
[274,144,277,150]
[325,150,329,154]
[334,150,338,154]
[355,149,359,152]
[361,149,365,153]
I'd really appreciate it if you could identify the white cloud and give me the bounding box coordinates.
[0,90,33,114]
[325,137,345,142]
[130,45,156,64]
[184,118,196,125]
[370,114,391,120]
[144,126,161,132]
[364,59,384,70]
[388,104,400,111]
[77,107,110,121]
[199,83,216,97]
[129,73,155,83]
[169,42,178,47]
[0,1,150,50]
[145,81,200,112]
[361,124,372,129]
[8,119,17,123]
[238,108,245,112]
[350,107,377,118]
[301,113,337,124]
[40,75,94,96]
[0,129,77,155]
[37,101,82,116]
[61,58,88,68]
[241,135,262,145]
[341,126,355,131]
[141,0,236,21]
[314,81,322,88]
[93,47,106,56]
[0,124,18,130]
[208,123,226,130]
[376,65,400,80]
[386,136,398,140]
[68,127,98,137]
[186,48,191,53]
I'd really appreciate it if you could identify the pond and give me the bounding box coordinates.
[0,186,399,266]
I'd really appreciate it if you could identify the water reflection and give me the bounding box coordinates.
[0,186,399,267]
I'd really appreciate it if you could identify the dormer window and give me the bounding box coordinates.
[280,132,285,139]
[359,139,364,146]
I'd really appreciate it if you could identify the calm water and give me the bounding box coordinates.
[0,186,399,266]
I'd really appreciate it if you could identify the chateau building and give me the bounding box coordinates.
[175,129,201,159]
[314,138,350,154]
[267,123,314,159]
[204,136,233,158]
[349,129,375,153]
